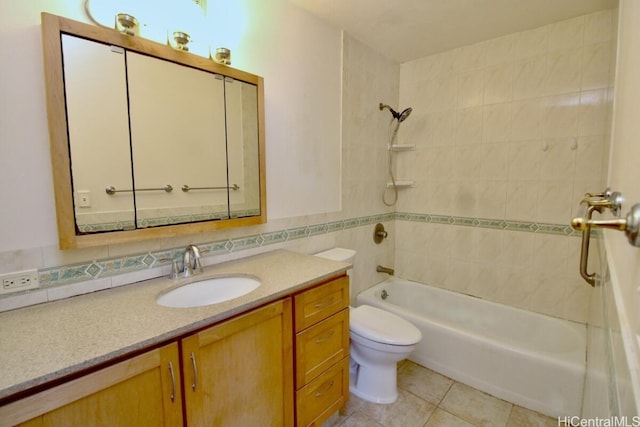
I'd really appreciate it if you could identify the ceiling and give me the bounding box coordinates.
[288,0,618,63]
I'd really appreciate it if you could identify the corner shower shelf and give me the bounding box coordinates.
[389,144,415,151]
[386,180,415,189]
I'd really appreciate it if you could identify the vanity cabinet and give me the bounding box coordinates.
[1,299,293,427]
[293,276,350,427]
[0,267,352,427]
[2,343,183,426]
[181,298,294,426]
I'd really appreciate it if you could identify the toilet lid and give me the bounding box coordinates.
[350,305,422,345]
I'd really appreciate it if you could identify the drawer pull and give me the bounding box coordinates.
[190,352,198,391]
[315,380,335,398]
[315,329,335,343]
[168,361,176,402]
[314,296,335,308]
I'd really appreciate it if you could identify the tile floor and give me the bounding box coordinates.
[326,360,558,427]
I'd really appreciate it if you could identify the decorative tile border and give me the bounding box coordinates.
[395,212,581,237]
[35,212,578,289]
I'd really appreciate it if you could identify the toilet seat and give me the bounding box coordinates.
[350,305,421,345]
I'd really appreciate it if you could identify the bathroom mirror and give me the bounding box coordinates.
[41,13,266,249]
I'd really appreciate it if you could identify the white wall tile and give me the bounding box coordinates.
[482,103,511,142]
[513,55,547,100]
[548,16,585,51]
[455,107,483,145]
[511,99,546,141]
[479,143,509,180]
[506,181,539,222]
[514,26,548,61]
[545,48,583,94]
[584,10,613,45]
[545,93,580,137]
[582,43,612,90]
[507,141,542,181]
[579,89,608,136]
[457,69,485,108]
[483,64,514,104]
[484,35,515,66]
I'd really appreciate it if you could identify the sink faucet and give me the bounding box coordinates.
[182,244,203,277]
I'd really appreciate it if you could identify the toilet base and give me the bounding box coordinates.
[349,359,399,404]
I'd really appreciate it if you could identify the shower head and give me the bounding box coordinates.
[379,103,412,122]
[397,107,412,122]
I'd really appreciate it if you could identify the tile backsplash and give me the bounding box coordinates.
[0,212,583,322]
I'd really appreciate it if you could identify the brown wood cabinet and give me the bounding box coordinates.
[181,298,293,427]
[2,343,183,427]
[1,299,293,427]
[293,276,350,427]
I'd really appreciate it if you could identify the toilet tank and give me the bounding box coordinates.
[314,248,356,265]
[314,248,356,306]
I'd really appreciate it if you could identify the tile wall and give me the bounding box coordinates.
[0,11,617,326]
[395,10,616,323]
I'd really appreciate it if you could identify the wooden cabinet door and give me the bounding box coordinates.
[1,343,183,427]
[182,298,294,427]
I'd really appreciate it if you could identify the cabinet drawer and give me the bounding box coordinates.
[295,308,349,389]
[294,276,349,332]
[296,358,349,427]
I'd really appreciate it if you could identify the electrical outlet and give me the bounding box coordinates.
[0,270,39,294]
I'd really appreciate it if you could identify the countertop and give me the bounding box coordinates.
[0,249,349,401]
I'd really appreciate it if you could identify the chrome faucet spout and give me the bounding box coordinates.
[376,265,394,275]
[182,244,203,277]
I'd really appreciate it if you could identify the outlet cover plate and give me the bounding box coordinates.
[0,270,39,294]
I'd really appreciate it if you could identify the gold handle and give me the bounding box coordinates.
[572,217,627,232]
[576,205,599,287]
[314,296,335,308]
[315,380,334,398]
[168,361,176,402]
[315,329,335,344]
[190,352,198,391]
[571,200,640,287]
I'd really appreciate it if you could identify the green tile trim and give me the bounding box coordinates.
[395,212,581,237]
[36,212,576,288]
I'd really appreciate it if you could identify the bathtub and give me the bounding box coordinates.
[356,277,586,417]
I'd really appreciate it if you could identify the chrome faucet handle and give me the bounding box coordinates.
[572,203,640,247]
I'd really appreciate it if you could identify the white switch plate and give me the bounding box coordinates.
[77,191,91,208]
[0,270,39,294]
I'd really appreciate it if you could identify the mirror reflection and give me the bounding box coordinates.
[44,12,266,249]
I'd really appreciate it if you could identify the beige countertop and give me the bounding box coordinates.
[0,249,349,401]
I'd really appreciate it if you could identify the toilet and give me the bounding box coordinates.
[314,248,422,404]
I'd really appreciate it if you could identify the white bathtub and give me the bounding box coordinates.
[356,277,586,417]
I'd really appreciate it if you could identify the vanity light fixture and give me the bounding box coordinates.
[167,0,205,52]
[172,31,192,51]
[115,13,139,36]
[213,47,231,65]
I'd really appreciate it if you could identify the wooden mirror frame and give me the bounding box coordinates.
[41,13,266,249]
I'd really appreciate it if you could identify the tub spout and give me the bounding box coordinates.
[376,265,394,275]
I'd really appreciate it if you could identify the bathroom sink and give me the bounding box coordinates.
[156,275,261,308]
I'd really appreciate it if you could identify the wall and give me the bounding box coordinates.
[395,10,616,323]
[0,0,397,311]
[0,0,341,252]
[336,35,400,302]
